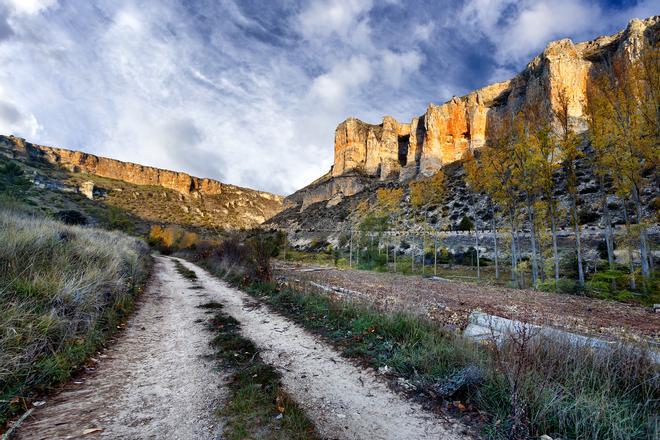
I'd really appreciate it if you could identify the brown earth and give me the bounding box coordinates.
[274,260,660,345]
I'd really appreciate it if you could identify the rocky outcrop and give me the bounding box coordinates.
[331,16,658,182]
[1,135,282,203]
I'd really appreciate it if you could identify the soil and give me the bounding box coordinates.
[273,260,660,345]
[14,256,473,440]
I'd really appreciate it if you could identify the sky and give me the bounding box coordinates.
[0,0,656,194]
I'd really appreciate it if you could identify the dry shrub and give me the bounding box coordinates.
[375,187,403,212]
[0,208,150,424]
[149,225,198,253]
[484,322,659,439]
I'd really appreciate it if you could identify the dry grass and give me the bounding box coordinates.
[0,208,150,426]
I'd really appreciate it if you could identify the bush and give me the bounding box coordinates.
[54,210,88,225]
[0,161,31,194]
[457,215,474,231]
[148,225,198,254]
[409,171,445,207]
[0,209,150,425]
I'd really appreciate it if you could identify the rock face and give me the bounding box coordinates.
[1,135,282,202]
[1,135,284,229]
[330,16,658,182]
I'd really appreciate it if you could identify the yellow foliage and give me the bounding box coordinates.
[409,171,445,207]
[149,225,198,250]
[375,187,403,212]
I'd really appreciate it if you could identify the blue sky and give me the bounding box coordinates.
[0,0,656,194]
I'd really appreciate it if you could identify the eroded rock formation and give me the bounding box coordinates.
[331,17,658,182]
[1,135,281,202]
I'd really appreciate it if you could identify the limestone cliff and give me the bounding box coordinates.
[1,135,284,230]
[331,16,658,182]
[1,135,281,201]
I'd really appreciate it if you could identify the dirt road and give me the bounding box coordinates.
[15,257,226,439]
[14,256,471,440]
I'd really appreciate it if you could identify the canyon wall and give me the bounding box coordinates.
[1,135,282,202]
[331,16,658,182]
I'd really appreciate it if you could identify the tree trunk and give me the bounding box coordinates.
[490,201,500,280]
[434,235,438,276]
[571,195,585,288]
[598,176,615,270]
[509,207,518,284]
[632,185,650,281]
[622,202,636,290]
[475,221,480,280]
[349,230,353,268]
[550,209,560,291]
[526,195,539,287]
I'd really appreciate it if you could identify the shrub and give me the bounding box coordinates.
[457,215,474,231]
[409,171,445,207]
[375,187,403,212]
[0,209,150,425]
[148,225,198,254]
[0,161,30,194]
[54,210,88,225]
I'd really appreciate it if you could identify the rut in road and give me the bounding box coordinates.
[175,257,471,440]
[15,257,226,440]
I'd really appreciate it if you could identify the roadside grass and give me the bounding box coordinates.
[199,256,659,440]
[199,303,319,440]
[0,208,151,429]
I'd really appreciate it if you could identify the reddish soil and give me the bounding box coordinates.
[274,261,660,345]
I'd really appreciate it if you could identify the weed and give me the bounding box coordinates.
[203,258,658,439]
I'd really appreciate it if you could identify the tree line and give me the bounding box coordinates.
[463,44,658,291]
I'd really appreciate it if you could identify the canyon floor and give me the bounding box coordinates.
[274,260,660,345]
[13,257,471,440]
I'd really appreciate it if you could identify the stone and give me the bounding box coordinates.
[79,181,94,200]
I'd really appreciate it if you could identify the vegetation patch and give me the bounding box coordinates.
[173,259,198,281]
[0,208,151,429]
[201,306,319,439]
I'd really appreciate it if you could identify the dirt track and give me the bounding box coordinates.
[274,260,660,344]
[14,256,472,440]
[15,257,226,439]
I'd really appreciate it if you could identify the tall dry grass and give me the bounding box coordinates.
[0,208,150,425]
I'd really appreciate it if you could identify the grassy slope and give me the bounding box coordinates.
[194,252,659,440]
[0,209,151,428]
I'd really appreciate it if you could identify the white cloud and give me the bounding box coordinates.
[310,57,372,109]
[3,0,57,15]
[298,0,373,40]
[412,22,435,42]
[381,50,423,87]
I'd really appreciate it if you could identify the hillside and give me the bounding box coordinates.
[0,135,283,234]
[268,17,659,261]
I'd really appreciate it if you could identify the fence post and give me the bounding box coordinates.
[349,229,353,268]
[421,233,425,276]
[434,234,437,276]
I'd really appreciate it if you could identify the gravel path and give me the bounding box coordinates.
[15,257,226,440]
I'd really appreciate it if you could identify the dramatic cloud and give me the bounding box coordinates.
[0,0,653,194]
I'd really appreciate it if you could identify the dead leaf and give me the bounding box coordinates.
[82,427,103,435]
